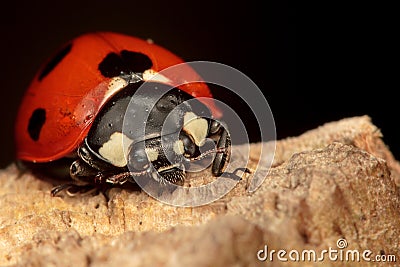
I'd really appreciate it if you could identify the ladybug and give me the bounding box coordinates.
[15,32,237,195]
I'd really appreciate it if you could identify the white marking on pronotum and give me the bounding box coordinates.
[173,140,185,155]
[143,69,171,84]
[99,132,133,167]
[183,112,208,146]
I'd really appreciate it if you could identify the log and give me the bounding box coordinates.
[1,116,399,266]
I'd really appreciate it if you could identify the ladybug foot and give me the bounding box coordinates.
[50,183,98,197]
[220,167,251,181]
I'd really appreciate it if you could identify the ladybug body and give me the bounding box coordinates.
[15,32,230,195]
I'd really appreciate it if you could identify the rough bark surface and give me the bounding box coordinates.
[1,116,399,266]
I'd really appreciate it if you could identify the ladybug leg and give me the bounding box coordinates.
[50,183,96,197]
[212,128,251,179]
[50,156,108,196]
[206,119,251,179]
[50,183,74,196]
[211,124,231,176]
[105,169,149,185]
[219,167,252,181]
[50,159,100,196]
[71,156,150,187]
[70,159,100,182]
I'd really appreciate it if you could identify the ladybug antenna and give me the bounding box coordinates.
[187,147,228,162]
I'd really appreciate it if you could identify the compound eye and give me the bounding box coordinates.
[128,146,149,171]
[180,133,196,157]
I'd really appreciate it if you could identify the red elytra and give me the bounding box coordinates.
[15,32,221,163]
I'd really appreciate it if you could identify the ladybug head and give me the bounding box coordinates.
[74,81,228,185]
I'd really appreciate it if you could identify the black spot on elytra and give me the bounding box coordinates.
[98,50,153,78]
[38,43,72,81]
[28,108,46,141]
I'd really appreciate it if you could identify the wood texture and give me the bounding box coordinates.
[1,116,399,266]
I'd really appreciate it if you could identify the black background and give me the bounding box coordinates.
[0,1,397,168]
